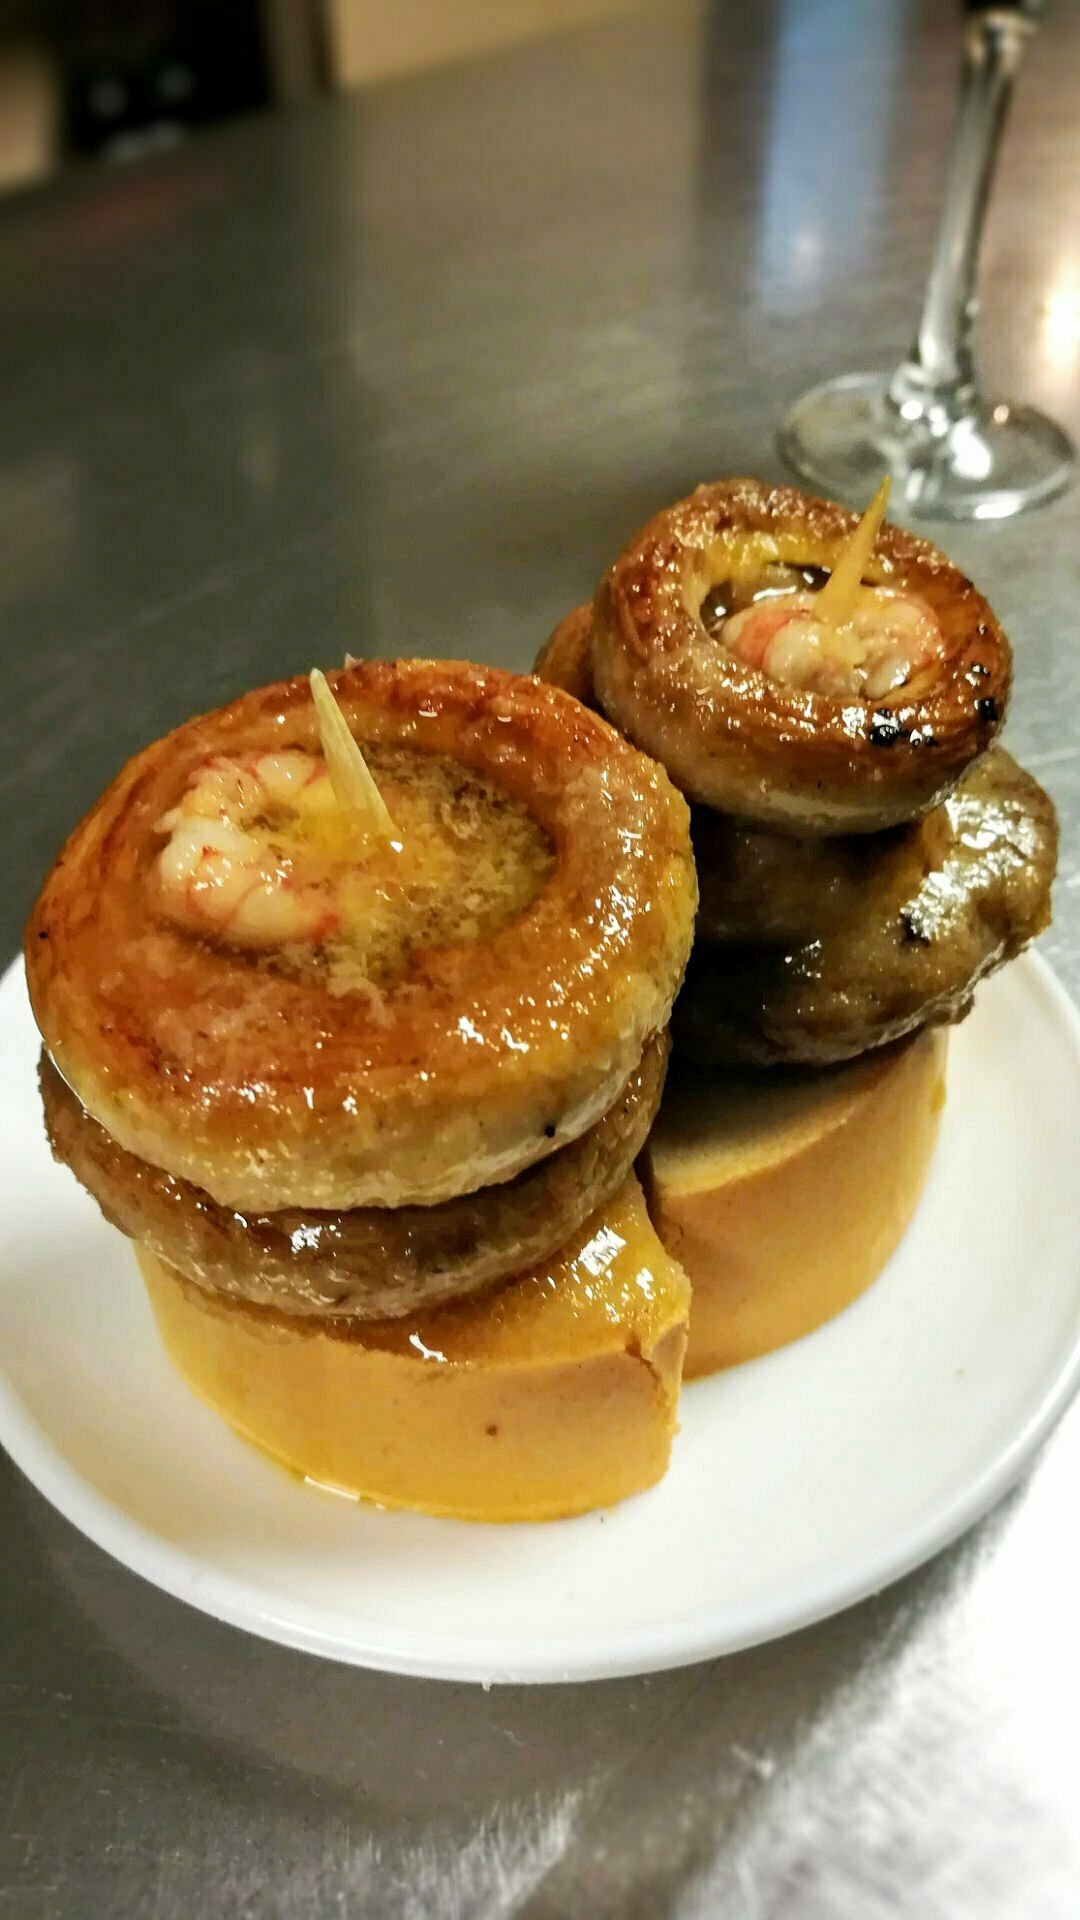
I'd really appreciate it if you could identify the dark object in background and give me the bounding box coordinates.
[58,0,270,161]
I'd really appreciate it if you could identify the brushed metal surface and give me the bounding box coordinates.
[1,1,1078,1914]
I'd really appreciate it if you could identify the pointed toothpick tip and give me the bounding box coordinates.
[815,475,892,627]
[309,668,396,840]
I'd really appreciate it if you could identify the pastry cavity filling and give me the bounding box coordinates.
[154,744,554,991]
[702,564,944,701]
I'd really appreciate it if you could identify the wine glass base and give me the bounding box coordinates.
[778,372,1075,521]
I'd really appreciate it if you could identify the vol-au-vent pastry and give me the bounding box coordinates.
[27,659,696,1215]
[534,604,597,709]
[588,477,1011,834]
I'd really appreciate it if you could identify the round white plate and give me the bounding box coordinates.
[2,954,1079,1685]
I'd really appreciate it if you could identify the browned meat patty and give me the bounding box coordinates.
[693,809,900,946]
[40,1033,668,1319]
[677,750,1056,1065]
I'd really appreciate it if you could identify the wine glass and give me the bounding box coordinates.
[778,0,1075,520]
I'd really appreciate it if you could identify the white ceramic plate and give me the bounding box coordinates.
[2,954,1079,1685]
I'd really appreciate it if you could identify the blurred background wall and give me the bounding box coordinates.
[0,0,640,196]
[323,0,634,85]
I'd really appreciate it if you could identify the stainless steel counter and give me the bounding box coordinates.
[1,3,1078,1913]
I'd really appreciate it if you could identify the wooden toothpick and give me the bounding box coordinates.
[309,669,396,839]
[815,477,891,628]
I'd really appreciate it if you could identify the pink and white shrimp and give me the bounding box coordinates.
[722,586,945,700]
[155,751,340,948]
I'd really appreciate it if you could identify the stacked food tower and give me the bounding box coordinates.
[538,478,1056,1374]
[27,661,697,1520]
[24,478,1056,1521]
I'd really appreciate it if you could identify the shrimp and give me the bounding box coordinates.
[155,751,342,948]
[722,586,945,701]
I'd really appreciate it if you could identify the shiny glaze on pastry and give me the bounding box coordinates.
[534,604,597,707]
[27,660,696,1210]
[590,478,1010,834]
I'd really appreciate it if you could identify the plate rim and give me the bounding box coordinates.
[2,950,1079,1686]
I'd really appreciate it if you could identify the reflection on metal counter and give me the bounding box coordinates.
[0,0,1078,1912]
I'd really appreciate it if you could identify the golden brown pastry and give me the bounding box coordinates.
[590,478,1011,834]
[675,749,1055,1064]
[534,604,596,705]
[26,660,696,1211]
[41,1033,668,1319]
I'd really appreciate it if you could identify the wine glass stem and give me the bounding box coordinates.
[892,7,1036,421]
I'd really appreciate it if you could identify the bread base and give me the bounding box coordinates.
[643,1030,946,1377]
[137,1177,689,1523]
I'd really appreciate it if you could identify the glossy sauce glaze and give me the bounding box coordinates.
[26,660,696,1212]
[137,1177,691,1522]
[701,558,944,702]
[590,479,1011,833]
[345,1179,685,1364]
[676,748,1057,1065]
[155,743,554,998]
[699,562,830,632]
